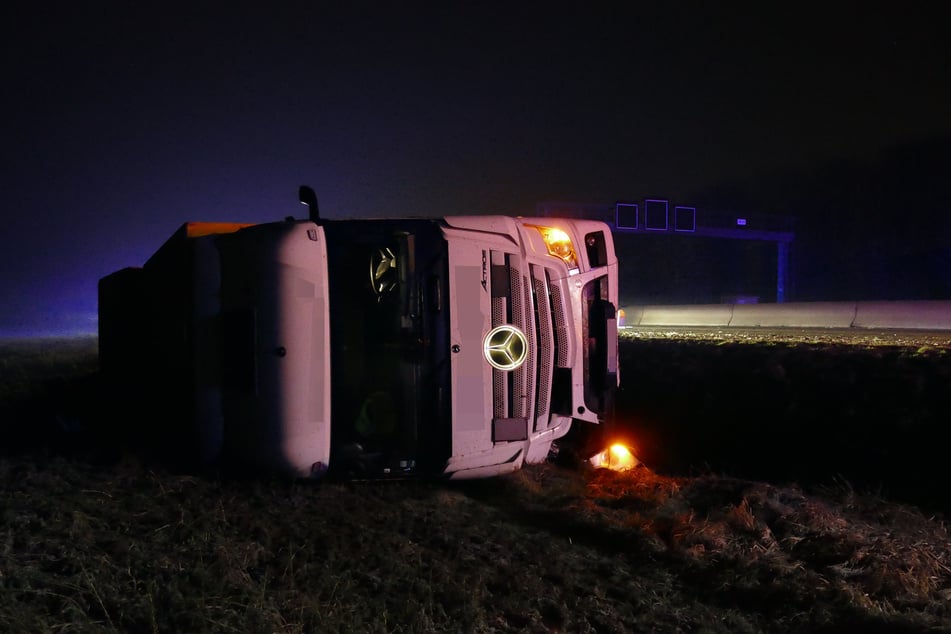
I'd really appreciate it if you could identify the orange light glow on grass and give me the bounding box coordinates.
[588,443,639,471]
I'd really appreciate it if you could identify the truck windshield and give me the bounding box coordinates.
[322,219,451,476]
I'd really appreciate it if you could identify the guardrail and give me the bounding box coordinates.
[620,301,951,331]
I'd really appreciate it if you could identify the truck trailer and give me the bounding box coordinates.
[99,188,619,479]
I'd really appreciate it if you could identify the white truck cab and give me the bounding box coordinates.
[99,189,618,479]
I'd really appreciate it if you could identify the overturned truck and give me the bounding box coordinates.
[99,188,619,479]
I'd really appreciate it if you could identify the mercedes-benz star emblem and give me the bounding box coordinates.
[483,325,528,371]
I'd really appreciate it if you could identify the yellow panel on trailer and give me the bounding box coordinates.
[183,222,256,238]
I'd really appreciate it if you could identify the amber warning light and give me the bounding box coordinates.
[528,225,579,271]
[588,443,639,471]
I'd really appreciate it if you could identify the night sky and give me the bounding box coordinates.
[3,4,950,336]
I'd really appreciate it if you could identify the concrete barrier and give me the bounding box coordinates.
[621,301,951,330]
[730,302,857,328]
[853,301,951,330]
[628,304,734,327]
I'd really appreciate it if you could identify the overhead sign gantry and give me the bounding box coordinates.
[536,200,795,303]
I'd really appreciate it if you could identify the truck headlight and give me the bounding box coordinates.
[530,226,579,271]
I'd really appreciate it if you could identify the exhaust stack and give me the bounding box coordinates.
[299,185,320,223]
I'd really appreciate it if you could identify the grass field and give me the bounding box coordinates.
[1,336,950,632]
[614,331,951,515]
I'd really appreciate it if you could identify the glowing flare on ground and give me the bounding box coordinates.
[588,443,639,471]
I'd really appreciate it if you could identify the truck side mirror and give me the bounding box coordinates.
[299,186,320,223]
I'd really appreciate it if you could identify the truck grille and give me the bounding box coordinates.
[548,283,569,367]
[488,250,564,437]
[531,267,554,429]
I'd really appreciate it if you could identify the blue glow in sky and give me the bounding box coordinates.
[2,4,950,335]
